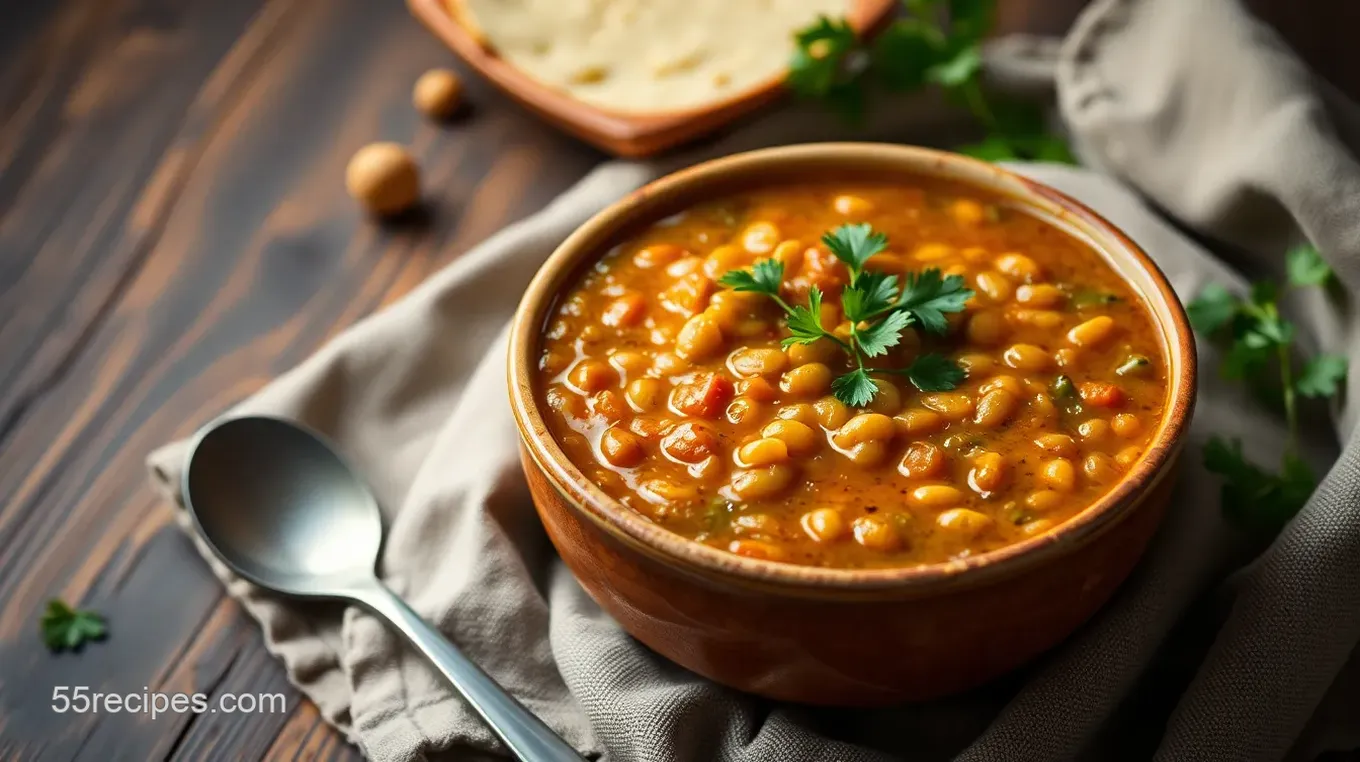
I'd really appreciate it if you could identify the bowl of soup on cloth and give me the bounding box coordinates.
[508,143,1195,704]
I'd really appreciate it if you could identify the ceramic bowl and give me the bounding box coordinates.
[408,0,897,157]
[507,143,1196,704]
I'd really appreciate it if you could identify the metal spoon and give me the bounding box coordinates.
[181,415,585,762]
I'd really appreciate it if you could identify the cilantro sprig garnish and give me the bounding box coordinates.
[1188,243,1347,535]
[719,223,972,407]
[41,599,107,652]
[787,0,1073,163]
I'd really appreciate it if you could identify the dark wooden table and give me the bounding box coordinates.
[2,0,1357,759]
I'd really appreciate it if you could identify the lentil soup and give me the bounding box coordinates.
[535,179,1168,569]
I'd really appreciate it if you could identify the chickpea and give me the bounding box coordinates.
[936,508,994,538]
[663,272,714,316]
[1025,489,1064,513]
[950,199,987,225]
[910,484,964,509]
[921,392,975,420]
[608,351,650,378]
[1014,283,1065,307]
[1083,452,1119,482]
[1067,315,1117,348]
[728,539,785,562]
[779,363,832,398]
[741,221,780,254]
[995,252,1042,282]
[812,396,851,429]
[974,271,1014,302]
[1116,446,1142,468]
[1111,413,1143,438]
[974,389,1019,428]
[412,68,463,119]
[914,242,955,262]
[702,245,751,281]
[957,353,996,378]
[665,255,703,278]
[761,419,819,455]
[601,293,647,327]
[1033,433,1077,457]
[346,142,420,216]
[675,314,724,360]
[778,403,818,425]
[1030,392,1058,421]
[833,194,874,217]
[1078,419,1111,442]
[600,427,645,468]
[979,374,1024,397]
[787,338,837,366]
[773,239,805,271]
[728,347,788,378]
[866,378,902,415]
[852,515,902,552]
[736,376,778,402]
[626,378,665,412]
[689,455,724,480]
[844,441,889,467]
[545,385,586,418]
[1003,344,1051,371]
[1042,458,1078,492]
[730,465,795,500]
[633,243,685,269]
[1055,348,1079,368]
[898,442,945,479]
[802,508,847,542]
[1021,519,1055,536]
[540,350,571,376]
[1009,309,1065,329]
[568,359,617,394]
[833,413,896,448]
[733,513,779,536]
[653,352,687,376]
[736,437,790,467]
[894,408,942,437]
[725,397,762,425]
[969,451,1008,494]
[640,479,697,505]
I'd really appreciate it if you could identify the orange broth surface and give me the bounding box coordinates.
[535,180,1168,568]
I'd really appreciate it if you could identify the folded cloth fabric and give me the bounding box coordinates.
[147,0,1360,759]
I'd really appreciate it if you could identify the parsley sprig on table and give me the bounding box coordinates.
[788,0,1074,163]
[719,223,971,407]
[41,599,107,652]
[1187,244,1348,534]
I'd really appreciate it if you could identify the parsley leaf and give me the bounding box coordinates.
[831,368,879,408]
[904,353,967,391]
[718,258,784,296]
[1286,244,1332,287]
[788,16,868,120]
[841,272,900,322]
[783,287,828,346]
[1186,282,1238,335]
[1204,436,1315,535]
[857,310,913,357]
[41,599,107,652]
[925,43,981,87]
[1296,353,1348,398]
[897,269,973,334]
[870,19,943,91]
[822,223,888,279]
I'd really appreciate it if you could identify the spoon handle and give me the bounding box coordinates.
[351,580,587,762]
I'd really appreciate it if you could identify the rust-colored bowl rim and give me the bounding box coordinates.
[508,143,1197,595]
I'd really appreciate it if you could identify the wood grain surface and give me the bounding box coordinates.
[2,0,1358,759]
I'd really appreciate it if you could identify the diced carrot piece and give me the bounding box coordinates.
[1078,381,1126,408]
[672,374,734,419]
[660,422,718,463]
[601,292,646,327]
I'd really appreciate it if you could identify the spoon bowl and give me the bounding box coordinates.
[182,415,585,761]
[183,416,381,595]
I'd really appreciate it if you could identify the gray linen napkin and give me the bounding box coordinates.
[147,0,1360,759]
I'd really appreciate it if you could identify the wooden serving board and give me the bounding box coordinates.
[407,0,898,157]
